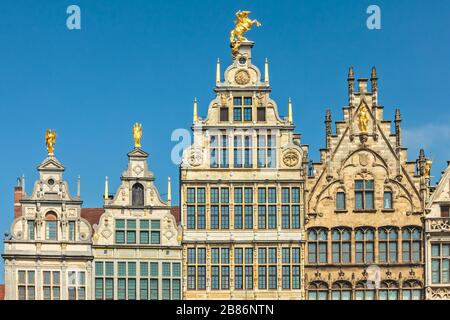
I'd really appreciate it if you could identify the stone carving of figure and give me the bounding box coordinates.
[358,106,369,133]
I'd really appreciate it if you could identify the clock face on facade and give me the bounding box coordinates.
[234,69,250,85]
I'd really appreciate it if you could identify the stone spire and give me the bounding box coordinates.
[371,66,378,106]
[264,58,269,83]
[395,109,401,149]
[325,109,332,149]
[347,66,355,107]
[77,175,81,198]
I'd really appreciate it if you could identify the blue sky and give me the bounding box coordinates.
[0,0,449,283]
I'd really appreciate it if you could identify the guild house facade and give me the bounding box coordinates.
[2,11,449,300]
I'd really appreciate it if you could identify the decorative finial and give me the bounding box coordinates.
[45,129,57,156]
[167,177,172,205]
[216,58,221,83]
[77,175,81,197]
[264,58,269,83]
[348,66,355,79]
[230,10,261,56]
[395,108,401,122]
[325,109,332,149]
[371,66,378,79]
[22,175,25,195]
[193,97,198,123]
[104,176,109,201]
[133,123,142,149]
[288,97,293,124]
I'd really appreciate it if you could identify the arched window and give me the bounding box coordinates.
[132,183,144,206]
[379,227,398,263]
[331,281,352,300]
[402,280,422,300]
[355,281,375,300]
[308,281,328,300]
[308,228,328,264]
[383,189,393,209]
[355,227,375,263]
[379,280,399,300]
[45,212,58,241]
[331,228,351,263]
[402,227,422,263]
[336,191,346,210]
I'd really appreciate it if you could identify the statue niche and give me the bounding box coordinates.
[132,183,145,206]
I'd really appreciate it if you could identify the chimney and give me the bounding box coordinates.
[14,178,23,219]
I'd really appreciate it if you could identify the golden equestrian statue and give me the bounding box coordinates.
[230,10,261,56]
[45,129,57,156]
[133,123,143,148]
[358,105,369,133]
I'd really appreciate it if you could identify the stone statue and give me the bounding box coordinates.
[358,106,369,133]
[133,123,142,148]
[230,10,261,56]
[45,129,57,156]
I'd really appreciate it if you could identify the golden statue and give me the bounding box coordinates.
[45,129,57,156]
[230,10,261,56]
[358,105,369,133]
[133,123,143,148]
[424,159,432,177]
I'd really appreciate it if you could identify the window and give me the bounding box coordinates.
[95,261,114,300]
[379,281,399,300]
[402,280,422,300]
[233,97,252,122]
[68,271,86,300]
[308,229,327,263]
[220,107,229,122]
[331,281,352,300]
[210,187,229,229]
[210,133,229,168]
[132,183,144,206]
[233,135,252,168]
[308,281,328,300]
[355,179,374,210]
[17,270,35,300]
[27,220,35,240]
[210,248,230,290]
[336,192,346,210]
[281,187,301,229]
[402,227,421,263]
[383,191,393,209]
[282,247,301,289]
[45,212,58,240]
[355,281,375,300]
[257,107,266,121]
[355,228,375,263]
[115,219,137,244]
[379,227,398,263]
[332,228,351,263]
[257,131,276,168]
[187,248,206,290]
[69,221,76,241]
[441,205,450,218]
[431,243,450,284]
[43,271,60,300]
[258,247,277,290]
[258,187,277,229]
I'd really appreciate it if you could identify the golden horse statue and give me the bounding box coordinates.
[230,10,261,56]
[133,123,143,148]
[45,129,57,156]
